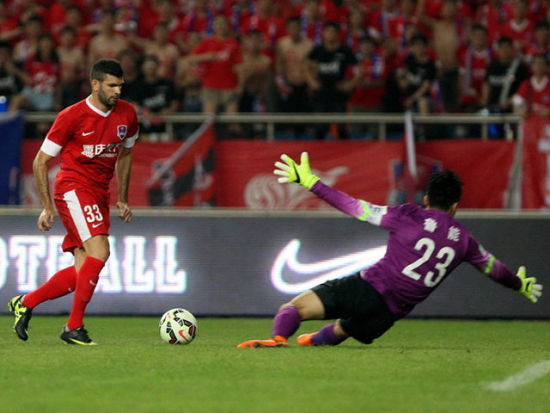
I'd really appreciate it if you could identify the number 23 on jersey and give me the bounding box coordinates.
[402,237,456,287]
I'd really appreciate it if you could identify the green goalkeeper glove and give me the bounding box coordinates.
[274,152,320,190]
[517,266,543,303]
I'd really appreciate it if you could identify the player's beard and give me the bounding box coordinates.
[98,89,118,109]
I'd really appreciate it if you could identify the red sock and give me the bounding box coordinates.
[66,256,105,330]
[22,266,77,309]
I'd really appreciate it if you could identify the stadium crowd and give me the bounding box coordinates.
[0,0,549,139]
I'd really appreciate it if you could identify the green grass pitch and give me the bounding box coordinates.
[0,316,548,413]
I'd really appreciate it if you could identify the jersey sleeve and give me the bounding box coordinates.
[464,234,521,290]
[310,181,388,225]
[40,108,73,157]
[122,105,139,149]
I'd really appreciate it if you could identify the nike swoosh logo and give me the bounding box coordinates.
[270,239,386,294]
[81,131,95,136]
[91,223,103,228]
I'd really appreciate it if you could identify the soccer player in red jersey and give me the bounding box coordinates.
[8,58,139,345]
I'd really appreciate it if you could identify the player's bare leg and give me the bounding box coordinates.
[61,236,109,345]
[237,290,326,348]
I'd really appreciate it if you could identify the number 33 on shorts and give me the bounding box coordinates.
[83,204,104,224]
[57,189,110,241]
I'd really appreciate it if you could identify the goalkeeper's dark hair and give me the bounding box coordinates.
[90,58,123,82]
[426,170,463,211]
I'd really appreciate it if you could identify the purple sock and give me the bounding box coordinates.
[311,323,346,346]
[272,305,301,338]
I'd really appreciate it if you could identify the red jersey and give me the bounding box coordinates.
[498,19,534,53]
[181,9,217,37]
[349,52,388,108]
[40,97,139,195]
[320,0,348,25]
[459,47,492,98]
[513,76,550,115]
[368,10,402,40]
[192,37,242,89]
[23,59,60,93]
[242,15,285,47]
[224,3,255,36]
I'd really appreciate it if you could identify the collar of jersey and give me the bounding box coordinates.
[86,96,113,117]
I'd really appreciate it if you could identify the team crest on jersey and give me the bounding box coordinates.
[117,124,128,140]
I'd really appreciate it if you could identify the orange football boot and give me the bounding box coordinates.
[236,335,287,348]
[296,332,318,346]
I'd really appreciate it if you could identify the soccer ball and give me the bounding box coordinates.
[159,308,197,344]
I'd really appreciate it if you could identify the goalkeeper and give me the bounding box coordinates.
[237,153,543,348]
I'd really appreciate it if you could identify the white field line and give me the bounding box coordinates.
[487,360,550,391]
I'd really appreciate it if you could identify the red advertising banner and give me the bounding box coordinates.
[215,141,403,209]
[522,116,550,209]
[417,140,516,209]
[21,124,215,207]
[215,140,515,209]
[21,137,515,209]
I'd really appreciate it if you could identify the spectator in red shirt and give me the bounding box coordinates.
[13,15,44,64]
[345,6,367,53]
[242,0,285,55]
[513,54,550,117]
[225,0,256,37]
[0,2,22,43]
[181,0,217,40]
[368,0,402,43]
[48,0,72,35]
[348,36,388,139]
[10,33,61,111]
[190,14,243,115]
[320,0,348,27]
[525,21,550,63]
[476,0,512,46]
[498,0,534,54]
[299,0,325,45]
[394,0,420,53]
[61,6,93,52]
[459,23,492,111]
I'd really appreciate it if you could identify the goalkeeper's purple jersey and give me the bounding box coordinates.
[311,181,521,318]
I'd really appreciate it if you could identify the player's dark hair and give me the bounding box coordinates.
[426,170,463,211]
[0,40,10,50]
[90,58,123,81]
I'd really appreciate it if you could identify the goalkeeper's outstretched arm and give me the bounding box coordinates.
[466,236,543,303]
[274,152,387,225]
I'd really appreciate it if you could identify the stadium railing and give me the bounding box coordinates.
[23,112,522,142]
